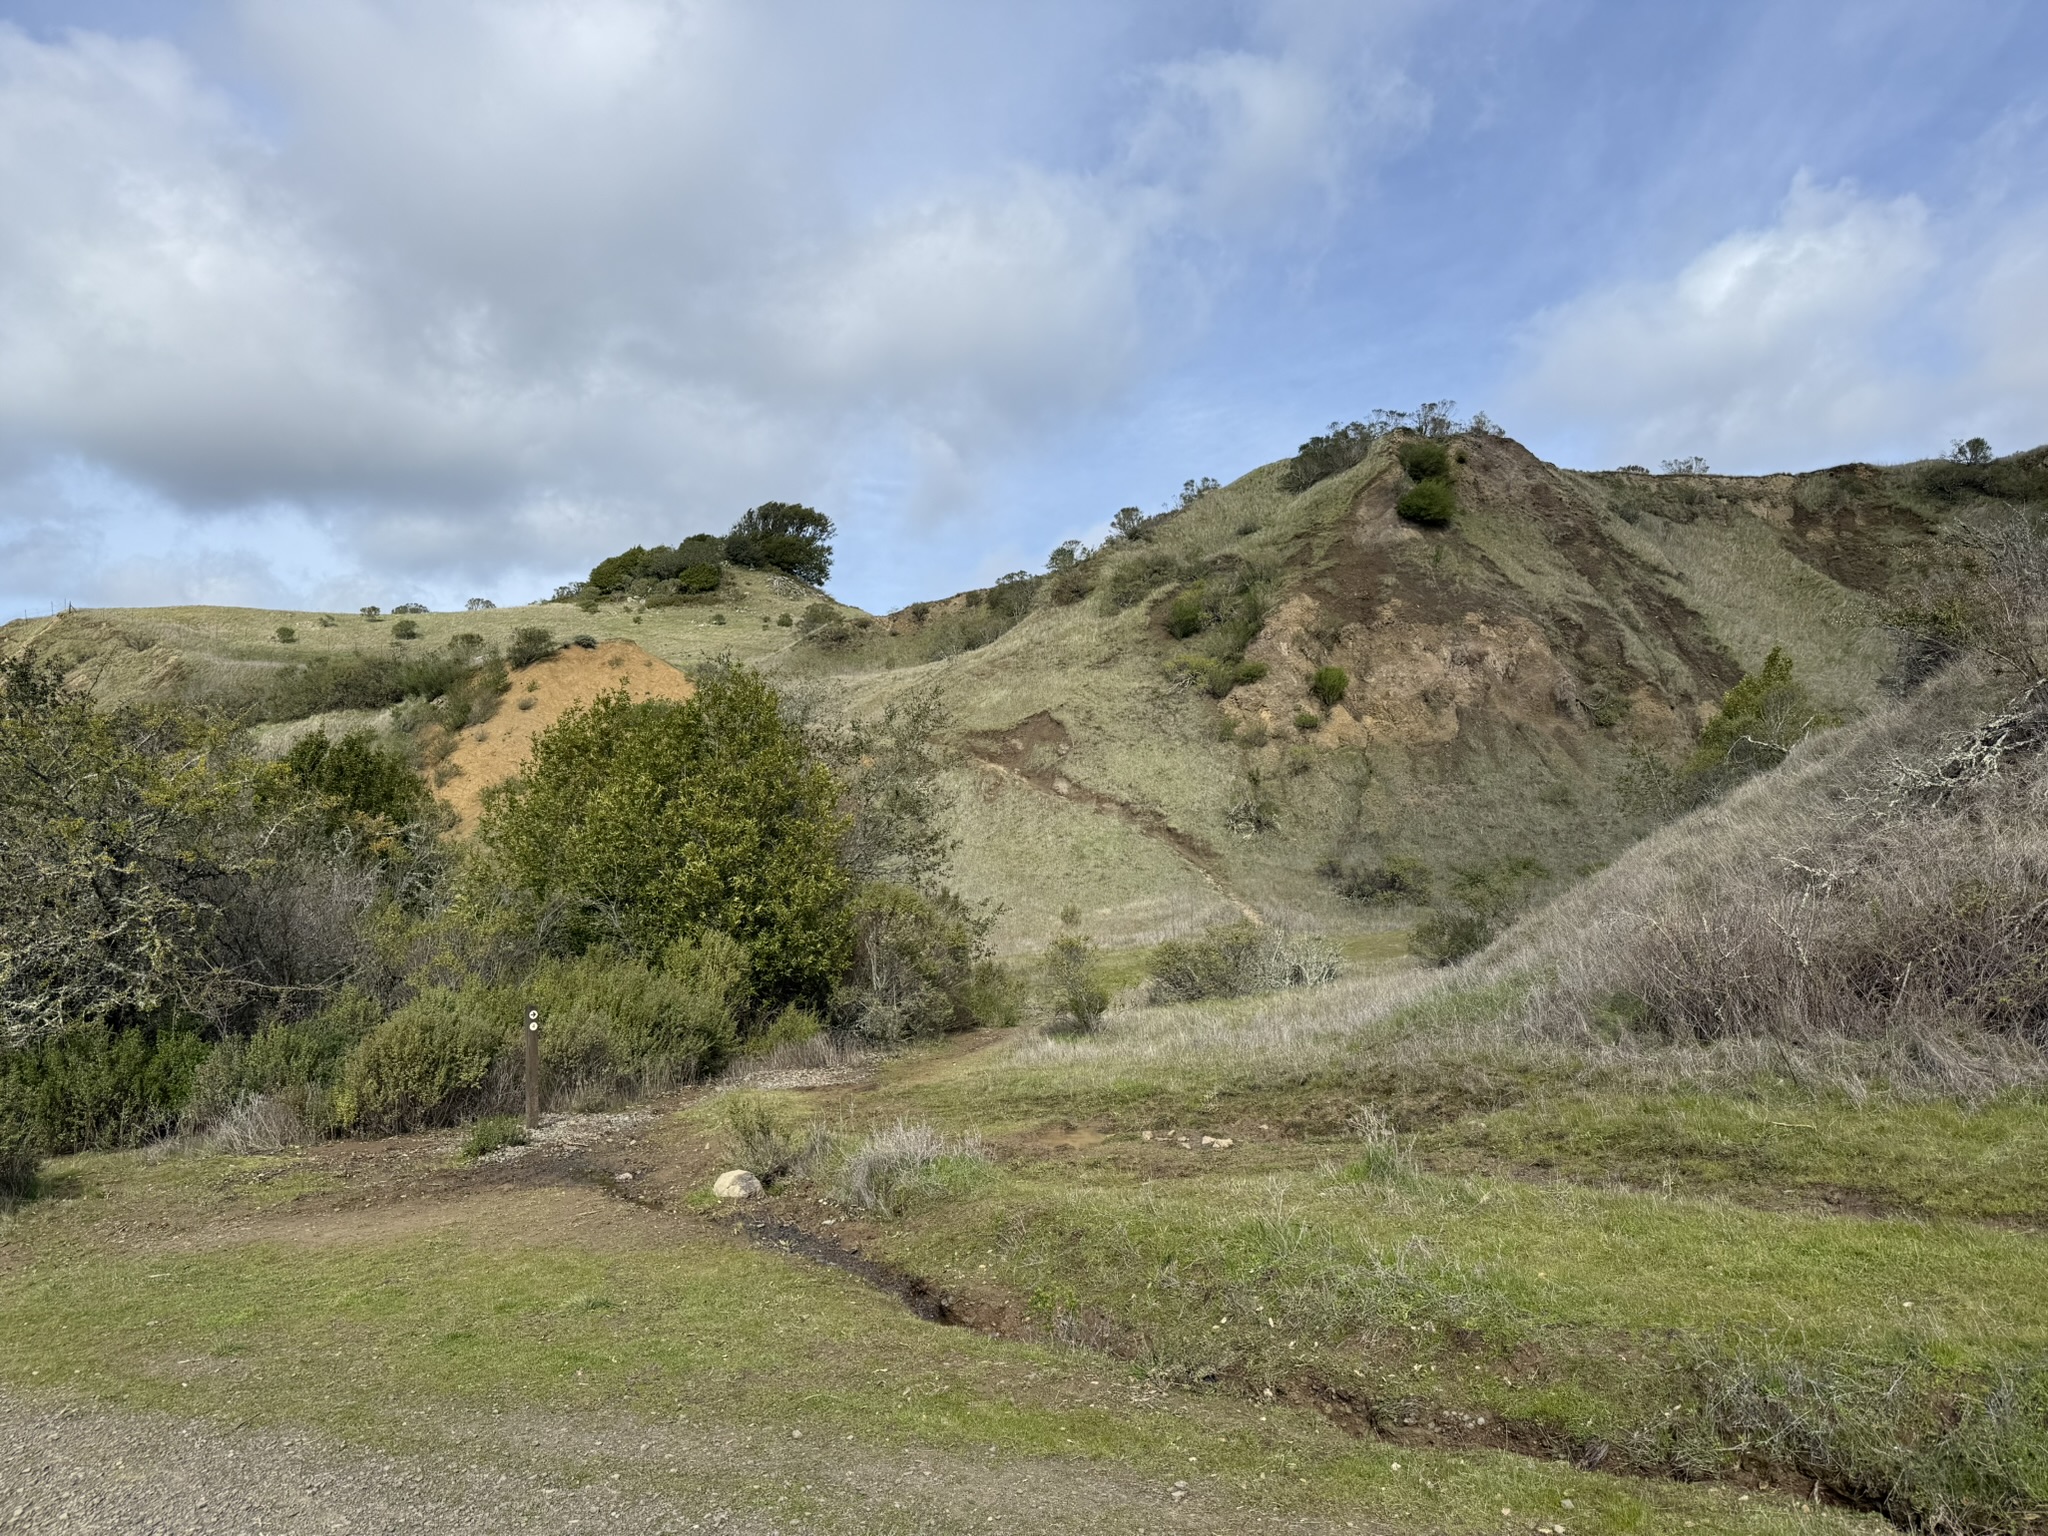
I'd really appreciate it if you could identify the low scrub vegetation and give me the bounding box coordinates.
[1145,922,1340,1003]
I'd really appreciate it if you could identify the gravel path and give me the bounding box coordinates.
[0,1390,1365,1536]
[0,1393,767,1536]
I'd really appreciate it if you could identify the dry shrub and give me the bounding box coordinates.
[209,1093,309,1155]
[1493,669,2048,1093]
[835,1120,985,1215]
[1146,923,1341,1004]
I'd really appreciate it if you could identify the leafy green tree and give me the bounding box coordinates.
[480,663,850,1008]
[725,502,835,586]
[1,650,300,1043]
[1686,647,1833,777]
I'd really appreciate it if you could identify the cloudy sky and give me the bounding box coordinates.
[2,0,2044,619]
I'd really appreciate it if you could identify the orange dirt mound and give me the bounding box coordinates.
[434,639,695,831]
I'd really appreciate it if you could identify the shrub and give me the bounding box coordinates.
[1281,420,1380,493]
[0,1022,209,1154]
[1175,656,1268,698]
[1102,552,1178,611]
[676,563,721,593]
[835,1120,985,1215]
[1398,439,1450,481]
[1686,647,1834,783]
[776,612,792,627]
[390,619,420,640]
[721,1092,831,1185]
[461,1114,528,1159]
[337,988,508,1134]
[1294,711,1320,732]
[725,502,834,586]
[747,1003,823,1057]
[1410,857,1547,965]
[1166,590,1206,638]
[1311,665,1348,709]
[1323,851,1431,905]
[1042,935,1108,1033]
[0,1118,38,1199]
[527,940,741,1092]
[181,991,377,1138]
[962,960,1026,1028]
[275,626,297,644]
[285,729,432,832]
[831,884,989,1041]
[1146,923,1340,1004]
[1396,478,1456,526]
[481,665,850,1008]
[506,627,557,669]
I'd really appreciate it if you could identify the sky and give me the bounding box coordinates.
[1,0,2044,619]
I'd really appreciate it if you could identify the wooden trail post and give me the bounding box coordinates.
[524,1006,542,1128]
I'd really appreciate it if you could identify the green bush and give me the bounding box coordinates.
[1147,923,1339,1003]
[182,989,379,1136]
[1685,647,1833,781]
[1175,656,1268,698]
[1398,439,1450,481]
[1396,478,1456,526]
[1323,852,1431,905]
[830,884,989,1041]
[275,626,297,644]
[1294,711,1319,732]
[1409,858,1548,966]
[481,665,849,1009]
[0,1022,209,1154]
[1310,665,1348,708]
[1043,935,1108,1033]
[390,619,420,641]
[1281,421,1379,493]
[0,1117,38,1199]
[506,627,557,669]
[527,939,742,1090]
[962,960,1026,1028]
[337,989,508,1134]
[1165,590,1206,638]
[676,562,721,593]
[285,729,432,831]
[460,1114,528,1159]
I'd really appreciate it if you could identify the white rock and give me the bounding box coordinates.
[713,1169,764,1200]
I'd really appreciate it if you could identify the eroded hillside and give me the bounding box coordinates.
[3,434,2023,950]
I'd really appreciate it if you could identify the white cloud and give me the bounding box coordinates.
[1504,173,2048,471]
[0,2,1436,611]
[1505,178,1942,469]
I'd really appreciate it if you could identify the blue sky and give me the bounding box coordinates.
[1,1,2043,619]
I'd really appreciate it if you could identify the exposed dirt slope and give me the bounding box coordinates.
[435,639,694,830]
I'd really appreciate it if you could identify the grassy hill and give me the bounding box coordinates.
[5,435,2046,1533]
[4,430,1998,956]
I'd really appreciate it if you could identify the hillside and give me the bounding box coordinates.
[0,431,2019,953]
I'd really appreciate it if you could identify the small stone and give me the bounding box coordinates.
[713,1170,764,1200]
[615,1171,634,1182]
[1200,1135,1234,1149]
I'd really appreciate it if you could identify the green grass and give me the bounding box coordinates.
[0,1148,1883,1535]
